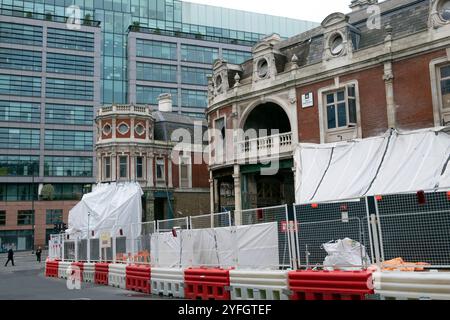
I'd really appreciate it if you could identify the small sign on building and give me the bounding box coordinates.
[301,92,314,108]
[100,232,111,248]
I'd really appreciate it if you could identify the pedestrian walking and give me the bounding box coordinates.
[4,248,14,267]
[36,247,42,263]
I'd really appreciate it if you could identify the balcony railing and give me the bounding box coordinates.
[236,132,293,161]
[98,105,151,116]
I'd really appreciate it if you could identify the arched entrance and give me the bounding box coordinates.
[243,102,291,137]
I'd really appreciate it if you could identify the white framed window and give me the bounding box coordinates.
[325,84,357,131]
[103,156,111,180]
[179,156,191,189]
[136,156,144,179]
[156,157,165,182]
[439,64,450,125]
[119,155,128,179]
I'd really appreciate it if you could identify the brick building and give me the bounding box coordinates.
[206,0,450,223]
[95,94,210,223]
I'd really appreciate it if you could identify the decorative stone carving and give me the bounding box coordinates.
[429,0,450,29]
[321,13,359,61]
[252,34,285,83]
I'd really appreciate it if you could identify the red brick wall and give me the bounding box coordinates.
[341,66,388,138]
[393,49,446,130]
[0,201,78,248]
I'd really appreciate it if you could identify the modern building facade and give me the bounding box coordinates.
[0,0,317,250]
[207,0,450,223]
[0,13,102,251]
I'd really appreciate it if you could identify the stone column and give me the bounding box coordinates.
[168,155,173,188]
[209,171,215,214]
[111,153,117,181]
[130,154,136,182]
[233,164,242,226]
[384,62,396,128]
[147,157,154,187]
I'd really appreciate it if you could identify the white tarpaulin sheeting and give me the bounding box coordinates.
[67,183,143,245]
[294,128,450,204]
[151,222,279,269]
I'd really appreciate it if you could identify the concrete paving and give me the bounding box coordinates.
[0,251,174,300]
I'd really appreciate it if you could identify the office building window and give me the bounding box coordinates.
[181,90,208,109]
[181,44,218,64]
[46,78,94,101]
[104,157,111,179]
[46,210,63,225]
[156,158,165,181]
[136,157,144,179]
[0,156,39,177]
[44,157,93,177]
[45,104,93,126]
[439,65,450,110]
[0,128,40,149]
[46,53,94,76]
[0,48,42,72]
[0,211,5,226]
[136,86,178,105]
[47,28,95,52]
[136,62,177,82]
[119,156,128,179]
[52,184,90,201]
[136,39,177,60]
[0,184,38,202]
[0,75,41,97]
[181,67,210,86]
[222,49,252,64]
[17,210,34,226]
[325,85,357,130]
[45,130,93,151]
[0,23,43,46]
[0,101,41,123]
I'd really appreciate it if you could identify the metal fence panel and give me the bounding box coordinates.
[63,240,76,261]
[294,198,372,269]
[190,212,232,229]
[157,217,189,232]
[376,191,450,268]
[241,205,291,269]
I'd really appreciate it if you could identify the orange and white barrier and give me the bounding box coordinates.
[230,270,289,300]
[373,271,450,300]
[151,268,184,298]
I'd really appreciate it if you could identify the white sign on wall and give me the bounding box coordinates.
[100,232,111,248]
[301,92,314,108]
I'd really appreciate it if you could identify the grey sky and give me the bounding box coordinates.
[184,0,352,23]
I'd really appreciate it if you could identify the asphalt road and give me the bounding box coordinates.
[0,252,172,300]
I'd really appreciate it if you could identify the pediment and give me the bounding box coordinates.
[321,12,349,28]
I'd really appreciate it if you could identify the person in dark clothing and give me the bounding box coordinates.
[36,247,42,263]
[4,249,14,267]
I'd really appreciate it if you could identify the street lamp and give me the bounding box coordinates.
[31,162,36,254]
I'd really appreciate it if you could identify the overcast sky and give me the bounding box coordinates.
[185,0,352,23]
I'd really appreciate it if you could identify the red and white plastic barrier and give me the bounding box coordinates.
[288,270,374,300]
[83,263,95,283]
[45,260,59,278]
[126,264,151,294]
[373,271,450,300]
[109,264,127,289]
[94,263,109,286]
[151,268,184,298]
[230,270,289,300]
[58,261,72,279]
[184,268,231,300]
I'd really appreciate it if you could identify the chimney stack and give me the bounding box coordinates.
[158,93,173,112]
[349,0,378,12]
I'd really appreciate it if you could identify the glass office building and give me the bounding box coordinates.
[0,0,317,250]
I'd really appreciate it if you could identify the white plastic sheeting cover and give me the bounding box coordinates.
[151,222,279,269]
[294,128,450,204]
[67,183,143,243]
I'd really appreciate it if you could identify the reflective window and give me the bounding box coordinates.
[44,130,93,151]
[0,128,40,149]
[47,28,95,51]
[18,210,34,226]
[0,75,41,97]
[46,210,63,225]
[0,48,42,72]
[136,39,177,60]
[181,89,208,109]
[0,184,38,202]
[440,65,450,109]
[104,157,111,179]
[181,67,210,86]
[0,211,5,226]
[136,86,178,105]
[136,157,143,179]
[45,104,93,126]
[47,53,94,76]
[222,49,252,64]
[46,78,94,101]
[156,158,165,181]
[0,101,40,123]
[44,156,93,177]
[0,156,39,177]
[181,44,218,64]
[119,156,128,178]
[0,23,42,46]
[136,62,177,82]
